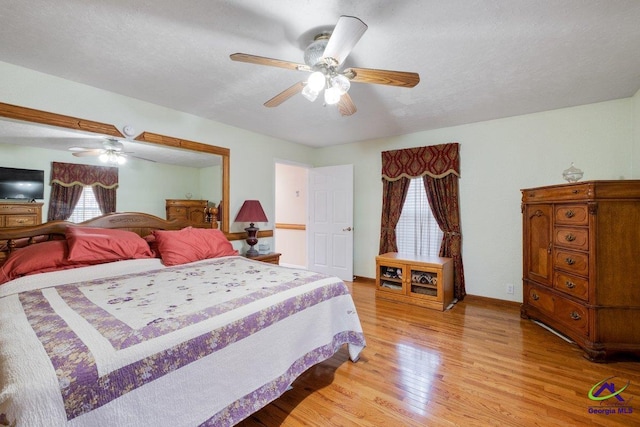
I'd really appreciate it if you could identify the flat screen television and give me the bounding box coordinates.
[0,166,45,200]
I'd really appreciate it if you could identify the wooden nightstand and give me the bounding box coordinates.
[246,252,281,265]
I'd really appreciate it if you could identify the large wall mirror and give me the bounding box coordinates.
[0,102,230,233]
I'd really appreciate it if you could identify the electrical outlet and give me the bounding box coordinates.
[506,284,515,294]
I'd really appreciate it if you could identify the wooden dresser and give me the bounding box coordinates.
[521,180,640,361]
[165,199,210,227]
[0,201,43,228]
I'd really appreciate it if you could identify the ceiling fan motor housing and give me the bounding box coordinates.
[304,33,330,67]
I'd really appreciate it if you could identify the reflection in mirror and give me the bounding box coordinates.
[0,102,230,232]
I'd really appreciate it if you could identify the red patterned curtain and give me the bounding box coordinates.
[47,184,84,221]
[47,162,118,221]
[379,177,411,254]
[92,186,117,214]
[380,143,466,300]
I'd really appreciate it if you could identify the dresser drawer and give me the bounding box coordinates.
[553,249,589,276]
[553,271,589,301]
[5,215,38,227]
[167,206,188,219]
[554,205,589,225]
[554,296,590,337]
[526,285,555,316]
[0,205,40,215]
[554,227,588,251]
[522,184,591,202]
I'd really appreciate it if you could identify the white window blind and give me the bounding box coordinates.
[396,177,443,257]
[68,187,103,223]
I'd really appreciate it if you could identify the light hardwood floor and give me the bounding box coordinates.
[238,280,640,426]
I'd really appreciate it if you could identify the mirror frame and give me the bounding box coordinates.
[0,101,230,233]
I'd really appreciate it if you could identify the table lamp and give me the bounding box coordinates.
[234,200,268,257]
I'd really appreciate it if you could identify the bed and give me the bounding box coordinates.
[0,212,365,427]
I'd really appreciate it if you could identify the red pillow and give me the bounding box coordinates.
[66,226,154,263]
[0,240,82,284]
[152,227,238,266]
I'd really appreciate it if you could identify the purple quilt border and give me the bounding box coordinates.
[200,330,365,427]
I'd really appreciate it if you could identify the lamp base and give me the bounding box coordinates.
[245,223,260,257]
[245,246,260,257]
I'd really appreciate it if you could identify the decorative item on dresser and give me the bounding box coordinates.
[376,252,454,311]
[0,201,43,228]
[165,199,213,228]
[521,180,640,362]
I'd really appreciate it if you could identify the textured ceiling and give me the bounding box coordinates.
[1,0,639,148]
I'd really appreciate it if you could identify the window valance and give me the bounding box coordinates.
[381,143,460,181]
[50,162,119,189]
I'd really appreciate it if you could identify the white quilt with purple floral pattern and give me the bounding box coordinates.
[0,256,365,427]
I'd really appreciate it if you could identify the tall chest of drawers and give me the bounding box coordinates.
[521,181,640,362]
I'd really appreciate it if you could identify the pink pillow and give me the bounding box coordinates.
[66,226,154,263]
[0,240,87,284]
[152,227,238,266]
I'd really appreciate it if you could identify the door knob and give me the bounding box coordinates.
[342,227,352,231]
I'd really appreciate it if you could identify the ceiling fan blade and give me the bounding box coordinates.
[322,16,368,65]
[264,82,305,107]
[337,93,357,116]
[68,146,96,152]
[129,155,156,163]
[230,53,311,72]
[72,151,100,157]
[344,67,420,88]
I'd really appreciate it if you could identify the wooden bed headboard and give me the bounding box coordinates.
[0,212,205,266]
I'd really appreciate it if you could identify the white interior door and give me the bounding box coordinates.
[307,164,354,281]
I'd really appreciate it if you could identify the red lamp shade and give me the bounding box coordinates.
[234,200,268,223]
[234,200,268,257]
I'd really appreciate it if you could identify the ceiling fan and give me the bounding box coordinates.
[230,15,420,116]
[68,138,139,165]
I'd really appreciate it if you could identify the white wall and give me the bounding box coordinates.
[314,99,634,302]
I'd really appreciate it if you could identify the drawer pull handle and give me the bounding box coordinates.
[564,233,576,242]
[564,210,575,218]
[572,190,580,194]
[531,292,539,301]
[565,281,576,289]
[570,311,581,320]
[565,257,575,265]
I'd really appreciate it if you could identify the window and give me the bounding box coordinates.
[396,178,443,256]
[68,187,102,223]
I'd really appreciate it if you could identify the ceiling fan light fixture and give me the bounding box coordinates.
[331,74,350,95]
[99,149,126,165]
[307,71,326,92]
[301,85,319,102]
[324,87,341,105]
